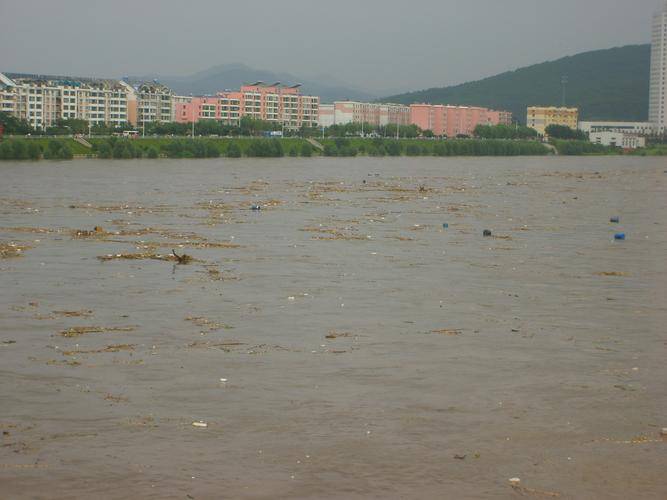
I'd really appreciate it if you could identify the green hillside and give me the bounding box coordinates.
[382,45,650,123]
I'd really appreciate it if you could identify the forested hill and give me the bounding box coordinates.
[382,45,650,123]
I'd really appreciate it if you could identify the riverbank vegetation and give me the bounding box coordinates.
[2,113,664,160]
[1,136,552,160]
[0,139,78,160]
[549,139,617,155]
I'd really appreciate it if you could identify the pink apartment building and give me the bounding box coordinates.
[410,104,512,137]
[174,83,319,130]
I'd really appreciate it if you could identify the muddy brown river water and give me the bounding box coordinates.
[1,156,666,499]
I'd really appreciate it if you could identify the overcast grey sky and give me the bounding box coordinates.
[0,0,661,93]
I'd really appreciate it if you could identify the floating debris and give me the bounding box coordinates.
[0,242,31,259]
[97,252,195,263]
[431,328,462,336]
[61,344,136,355]
[172,249,193,265]
[186,341,247,351]
[104,394,129,403]
[185,316,233,331]
[59,326,136,338]
[71,226,108,238]
[46,359,81,367]
[52,310,94,318]
[325,331,354,340]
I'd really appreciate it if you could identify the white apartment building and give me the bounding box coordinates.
[1,72,320,131]
[590,131,646,149]
[649,1,667,131]
[578,121,659,136]
[0,72,135,130]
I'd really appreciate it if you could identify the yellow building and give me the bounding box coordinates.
[526,106,579,135]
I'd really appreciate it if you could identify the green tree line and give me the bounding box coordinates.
[0,139,73,160]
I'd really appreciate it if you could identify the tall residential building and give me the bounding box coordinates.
[649,1,667,130]
[526,106,579,135]
[135,82,174,125]
[0,72,134,130]
[0,73,153,130]
[410,104,512,137]
[174,83,319,130]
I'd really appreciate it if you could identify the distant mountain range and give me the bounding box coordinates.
[381,45,651,123]
[131,63,377,103]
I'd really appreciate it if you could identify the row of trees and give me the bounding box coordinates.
[320,122,423,139]
[0,136,555,161]
[94,138,158,159]
[4,110,603,143]
[474,124,538,139]
[550,139,613,155]
[0,139,73,160]
[88,137,317,159]
[142,116,286,137]
[0,111,296,138]
[544,124,588,140]
[321,138,549,157]
[0,112,33,135]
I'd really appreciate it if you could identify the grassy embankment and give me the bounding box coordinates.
[629,144,667,156]
[3,136,665,160]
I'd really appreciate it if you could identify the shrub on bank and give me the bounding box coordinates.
[386,141,402,156]
[246,139,284,157]
[226,142,242,158]
[406,143,422,156]
[43,139,73,159]
[0,139,45,160]
[550,140,614,155]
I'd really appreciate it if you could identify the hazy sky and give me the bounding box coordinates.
[0,0,662,94]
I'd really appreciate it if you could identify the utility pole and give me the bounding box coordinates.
[561,75,568,107]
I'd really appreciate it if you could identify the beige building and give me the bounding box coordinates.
[135,82,174,126]
[322,101,411,128]
[526,106,579,135]
[0,72,136,130]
